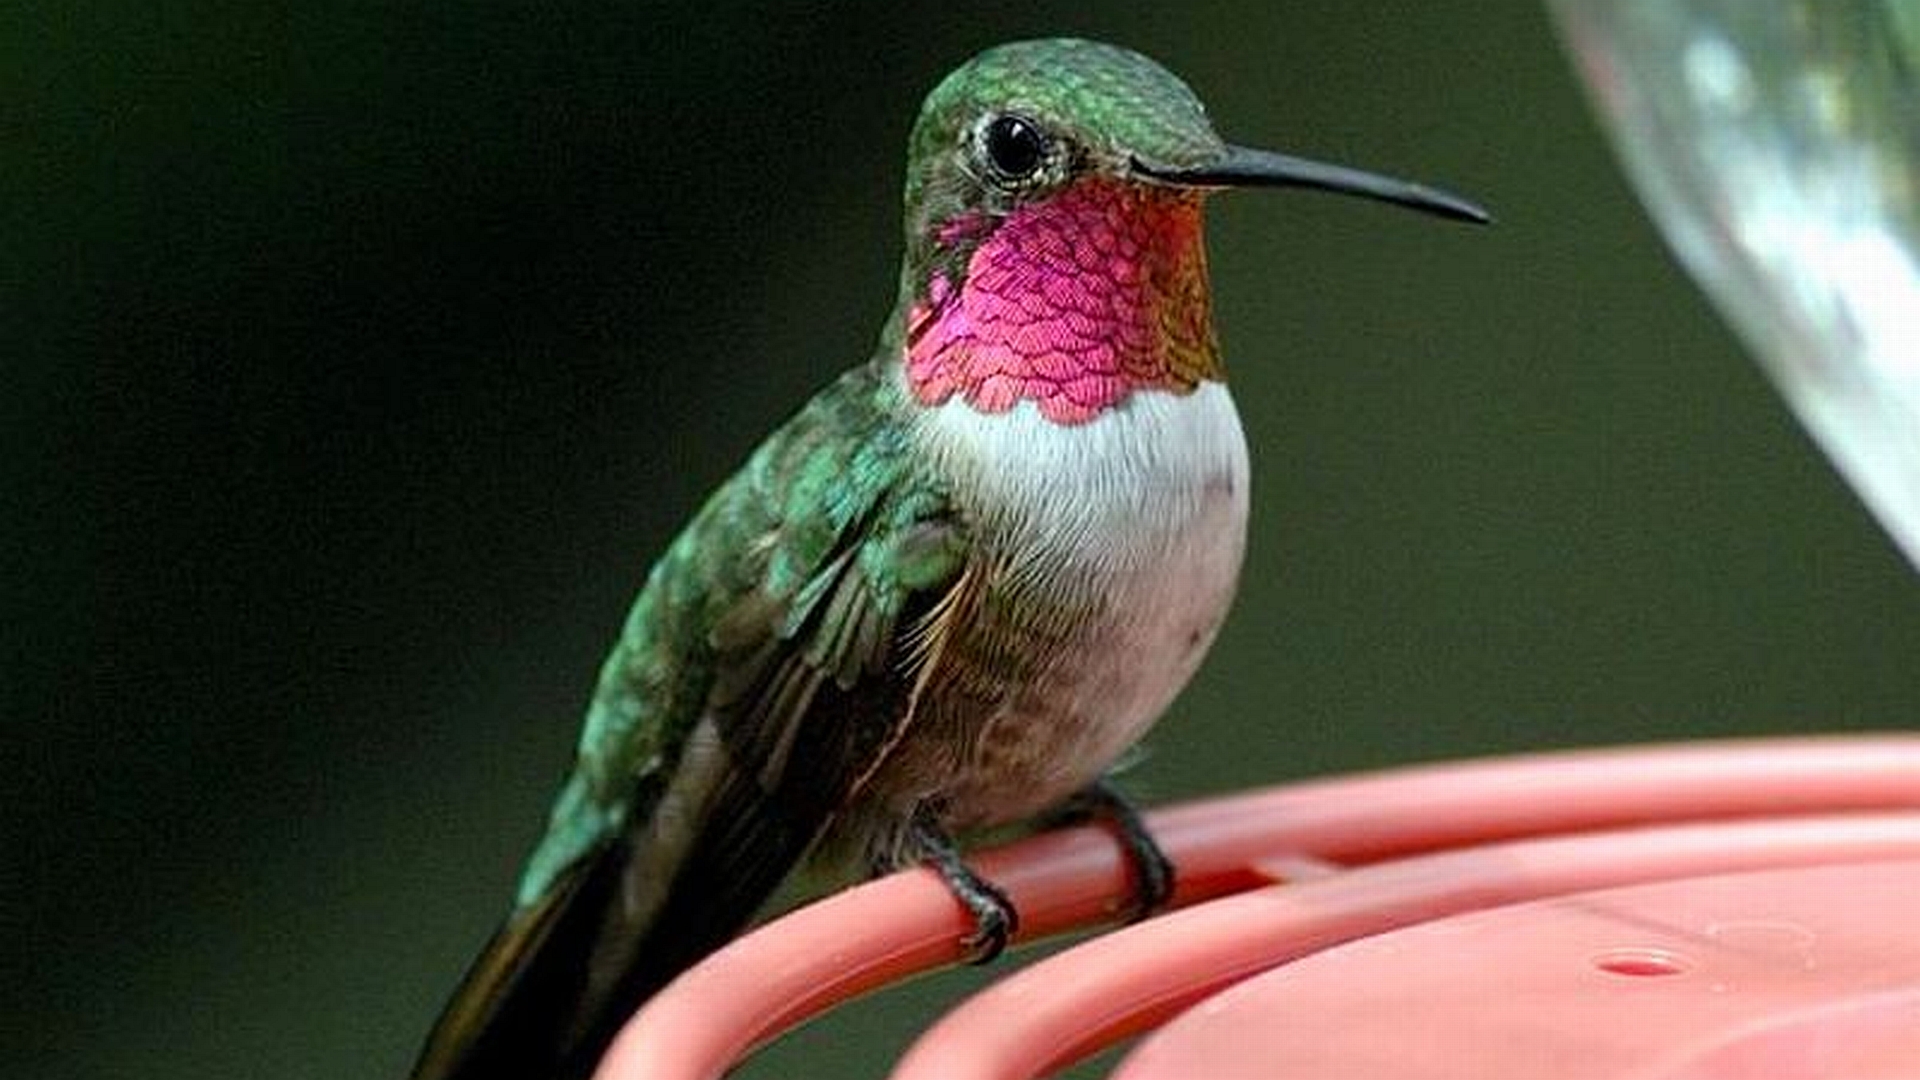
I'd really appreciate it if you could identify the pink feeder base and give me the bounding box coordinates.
[594,737,1920,1080]
[1116,859,1920,1080]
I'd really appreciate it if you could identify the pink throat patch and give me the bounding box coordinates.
[904,178,1221,425]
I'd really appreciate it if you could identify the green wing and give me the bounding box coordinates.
[410,364,967,1080]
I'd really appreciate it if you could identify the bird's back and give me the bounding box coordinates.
[410,360,961,1080]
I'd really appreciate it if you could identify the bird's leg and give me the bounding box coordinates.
[908,804,1019,964]
[1050,778,1176,922]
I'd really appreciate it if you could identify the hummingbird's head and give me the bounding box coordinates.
[893,38,1486,425]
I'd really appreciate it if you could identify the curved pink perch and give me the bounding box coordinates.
[593,735,1920,1080]
[899,815,1920,1080]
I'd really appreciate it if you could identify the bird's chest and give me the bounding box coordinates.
[903,383,1250,825]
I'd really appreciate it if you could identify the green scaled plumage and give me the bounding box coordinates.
[521,363,956,911]
[411,363,963,1080]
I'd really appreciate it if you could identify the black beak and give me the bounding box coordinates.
[1134,144,1490,225]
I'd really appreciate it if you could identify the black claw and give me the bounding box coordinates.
[1058,779,1177,922]
[954,874,1018,964]
[910,807,1021,962]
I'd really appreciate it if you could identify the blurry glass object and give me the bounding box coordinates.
[1551,0,1920,571]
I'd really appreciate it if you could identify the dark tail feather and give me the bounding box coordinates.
[410,834,634,1080]
[410,765,814,1080]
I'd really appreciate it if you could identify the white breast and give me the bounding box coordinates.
[915,381,1247,561]
[908,381,1251,822]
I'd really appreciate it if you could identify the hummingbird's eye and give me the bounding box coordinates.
[980,114,1047,183]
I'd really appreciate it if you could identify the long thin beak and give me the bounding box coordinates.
[1134,144,1490,224]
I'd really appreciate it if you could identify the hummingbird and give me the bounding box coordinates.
[411,37,1485,1080]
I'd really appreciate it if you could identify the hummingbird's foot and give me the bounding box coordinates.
[1055,779,1176,922]
[909,807,1020,963]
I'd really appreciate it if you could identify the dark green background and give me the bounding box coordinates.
[8,2,1916,1077]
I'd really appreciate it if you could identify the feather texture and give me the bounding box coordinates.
[410,364,967,1080]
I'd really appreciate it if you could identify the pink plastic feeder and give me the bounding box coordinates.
[1116,859,1920,1080]
[593,736,1920,1080]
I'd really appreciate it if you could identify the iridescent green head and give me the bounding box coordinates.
[899,39,1485,272]
[902,40,1222,232]
[892,39,1488,424]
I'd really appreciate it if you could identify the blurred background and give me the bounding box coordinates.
[7,1,1917,1077]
